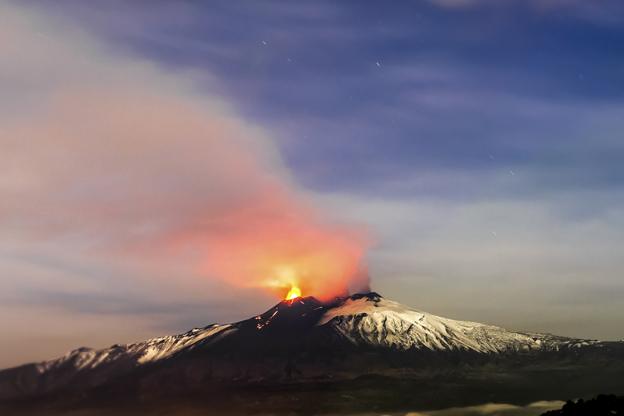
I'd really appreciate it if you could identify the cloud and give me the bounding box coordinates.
[426,0,624,25]
[405,400,565,416]
[319,190,624,341]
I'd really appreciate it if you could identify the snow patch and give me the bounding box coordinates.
[319,296,587,353]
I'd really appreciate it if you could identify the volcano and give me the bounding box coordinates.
[2,292,624,415]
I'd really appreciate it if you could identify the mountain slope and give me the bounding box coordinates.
[0,292,620,404]
[319,293,596,353]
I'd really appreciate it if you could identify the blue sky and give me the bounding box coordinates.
[56,0,624,196]
[1,1,624,367]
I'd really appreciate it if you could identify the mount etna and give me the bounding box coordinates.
[1,292,623,415]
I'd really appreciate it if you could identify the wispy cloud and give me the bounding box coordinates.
[406,400,564,415]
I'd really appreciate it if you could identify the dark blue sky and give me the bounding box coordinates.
[47,0,624,199]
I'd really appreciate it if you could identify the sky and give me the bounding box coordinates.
[2,0,624,368]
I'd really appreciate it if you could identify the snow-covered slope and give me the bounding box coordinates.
[30,291,594,375]
[318,293,596,353]
[35,324,232,374]
[2,292,623,414]
[0,292,611,401]
[0,323,237,400]
[20,324,232,384]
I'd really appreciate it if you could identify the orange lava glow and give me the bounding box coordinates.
[174,182,371,301]
[285,285,302,300]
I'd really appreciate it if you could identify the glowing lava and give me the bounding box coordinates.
[285,286,302,300]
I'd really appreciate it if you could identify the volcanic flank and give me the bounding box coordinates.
[2,292,624,414]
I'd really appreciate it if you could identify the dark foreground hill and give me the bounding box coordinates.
[542,394,624,415]
[1,292,623,415]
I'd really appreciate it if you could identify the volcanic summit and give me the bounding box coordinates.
[1,292,624,414]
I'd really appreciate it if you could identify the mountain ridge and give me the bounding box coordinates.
[3,291,601,376]
[1,291,623,414]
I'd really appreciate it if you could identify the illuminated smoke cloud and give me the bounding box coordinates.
[0,3,369,301]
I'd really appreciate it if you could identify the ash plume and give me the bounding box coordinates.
[0,2,370,303]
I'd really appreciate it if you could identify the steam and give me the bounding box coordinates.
[0,4,369,300]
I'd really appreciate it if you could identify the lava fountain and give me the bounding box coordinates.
[285,286,302,300]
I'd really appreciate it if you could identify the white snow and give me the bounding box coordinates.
[35,324,234,373]
[31,294,602,377]
[318,296,593,353]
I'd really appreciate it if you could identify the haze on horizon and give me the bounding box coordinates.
[1,0,624,369]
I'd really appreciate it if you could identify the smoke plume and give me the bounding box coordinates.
[0,3,369,301]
